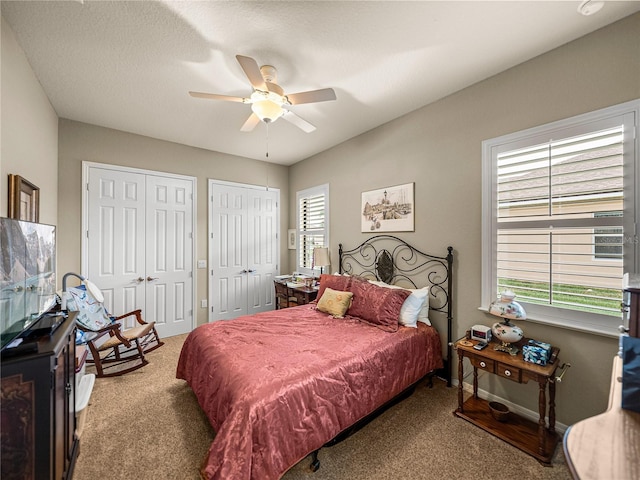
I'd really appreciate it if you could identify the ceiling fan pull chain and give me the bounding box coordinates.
[265,122,269,159]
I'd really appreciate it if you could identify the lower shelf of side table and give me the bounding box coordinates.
[454,396,559,464]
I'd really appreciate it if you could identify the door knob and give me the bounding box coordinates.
[137,277,145,283]
[146,276,158,282]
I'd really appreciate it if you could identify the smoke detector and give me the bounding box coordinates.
[578,0,604,16]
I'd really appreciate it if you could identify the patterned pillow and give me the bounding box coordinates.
[316,288,353,318]
[347,281,410,332]
[369,280,431,326]
[66,286,112,331]
[315,274,352,302]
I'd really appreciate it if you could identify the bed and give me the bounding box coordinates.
[176,235,454,480]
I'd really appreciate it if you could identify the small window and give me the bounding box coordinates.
[296,184,329,276]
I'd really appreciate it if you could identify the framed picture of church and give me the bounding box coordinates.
[361,182,414,233]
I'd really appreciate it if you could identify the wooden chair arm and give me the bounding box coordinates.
[76,321,120,335]
[112,309,147,325]
[76,320,132,348]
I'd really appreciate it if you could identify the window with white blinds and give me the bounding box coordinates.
[296,184,329,275]
[483,101,639,335]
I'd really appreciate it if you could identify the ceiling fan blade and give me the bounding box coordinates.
[286,88,336,105]
[240,113,261,132]
[282,111,316,133]
[189,91,247,103]
[236,55,268,91]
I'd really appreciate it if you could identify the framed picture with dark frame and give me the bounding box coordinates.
[8,174,40,223]
[361,182,414,232]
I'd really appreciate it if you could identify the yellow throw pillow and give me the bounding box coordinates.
[316,287,353,318]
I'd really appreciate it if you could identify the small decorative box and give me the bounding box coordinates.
[522,339,552,365]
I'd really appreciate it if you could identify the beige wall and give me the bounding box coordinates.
[289,13,640,425]
[1,17,58,224]
[57,120,289,328]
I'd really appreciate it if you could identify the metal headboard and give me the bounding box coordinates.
[339,235,454,386]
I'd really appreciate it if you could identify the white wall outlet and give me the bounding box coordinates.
[197,259,207,269]
[200,299,208,308]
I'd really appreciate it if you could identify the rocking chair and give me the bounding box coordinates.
[65,284,163,378]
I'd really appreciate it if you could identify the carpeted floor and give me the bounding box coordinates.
[73,333,571,480]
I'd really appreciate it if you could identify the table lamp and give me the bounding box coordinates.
[313,247,331,276]
[489,290,525,355]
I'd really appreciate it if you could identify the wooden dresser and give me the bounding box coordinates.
[1,313,78,480]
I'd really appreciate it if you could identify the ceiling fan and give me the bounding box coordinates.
[189,55,336,133]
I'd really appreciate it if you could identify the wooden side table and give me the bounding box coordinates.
[289,285,318,305]
[454,338,561,463]
[274,279,318,307]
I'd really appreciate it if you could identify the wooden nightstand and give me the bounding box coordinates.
[454,338,561,463]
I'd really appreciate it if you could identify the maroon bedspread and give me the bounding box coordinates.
[176,305,443,480]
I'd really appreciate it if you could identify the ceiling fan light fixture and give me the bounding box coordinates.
[251,100,284,123]
[190,55,335,132]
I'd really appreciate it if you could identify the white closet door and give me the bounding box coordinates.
[247,188,278,314]
[87,168,146,325]
[145,175,194,337]
[209,182,279,321]
[85,164,194,337]
[210,183,248,321]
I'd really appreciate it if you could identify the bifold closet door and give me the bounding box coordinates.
[86,166,194,338]
[209,182,278,321]
[87,168,146,321]
[144,175,193,337]
[246,188,278,316]
[210,183,248,321]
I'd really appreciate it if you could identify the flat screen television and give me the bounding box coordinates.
[0,217,56,351]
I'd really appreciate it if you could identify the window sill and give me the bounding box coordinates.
[477,306,620,339]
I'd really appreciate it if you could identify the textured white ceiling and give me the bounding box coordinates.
[2,1,639,165]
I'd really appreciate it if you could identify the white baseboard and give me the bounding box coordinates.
[452,378,568,434]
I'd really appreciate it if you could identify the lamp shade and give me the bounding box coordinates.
[488,290,526,320]
[251,100,284,123]
[313,247,331,268]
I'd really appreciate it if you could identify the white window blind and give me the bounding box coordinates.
[483,100,639,336]
[296,184,329,275]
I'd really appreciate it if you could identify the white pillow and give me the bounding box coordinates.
[369,281,431,326]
